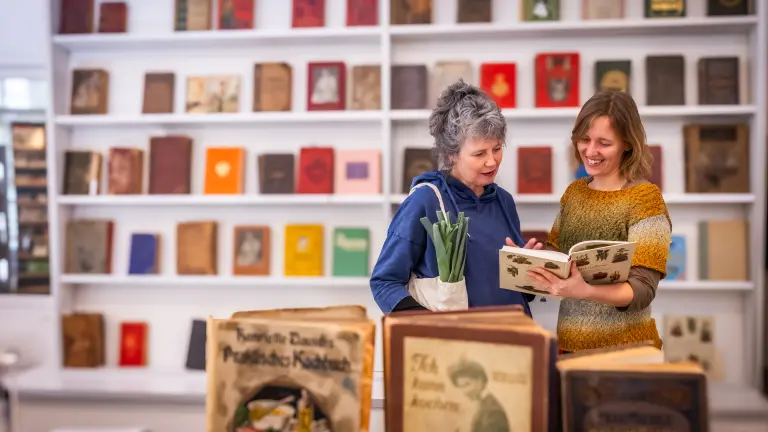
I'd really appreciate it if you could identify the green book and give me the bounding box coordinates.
[644,0,686,18]
[332,228,370,277]
[521,0,560,22]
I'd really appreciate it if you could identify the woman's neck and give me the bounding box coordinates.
[589,173,626,191]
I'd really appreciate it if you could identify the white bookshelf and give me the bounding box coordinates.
[6,1,765,430]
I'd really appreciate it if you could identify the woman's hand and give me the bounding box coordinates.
[527,261,594,299]
[506,237,543,250]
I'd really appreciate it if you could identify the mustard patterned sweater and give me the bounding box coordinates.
[547,178,672,352]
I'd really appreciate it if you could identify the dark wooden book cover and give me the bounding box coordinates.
[185,319,207,370]
[391,65,428,109]
[292,0,325,27]
[594,60,631,94]
[258,153,295,193]
[62,313,105,368]
[390,0,432,24]
[176,221,217,275]
[253,63,292,112]
[148,136,193,194]
[683,123,749,193]
[297,147,334,193]
[648,145,663,190]
[307,61,346,111]
[59,0,94,34]
[517,146,552,194]
[347,0,378,26]
[698,57,739,105]
[64,219,114,274]
[142,73,175,114]
[402,147,437,193]
[174,0,211,31]
[97,2,127,33]
[108,148,144,194]
[644,0,686,17]
[480,63,516,108]
[707,0,751,15]
[645,55,685,105]
[534,53,580,108]
[218,0,253,29]
[70,69,109,115]
[63,150,102,195]
[582,0,624,19]
[457,0,492,23]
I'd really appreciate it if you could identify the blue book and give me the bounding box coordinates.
[666,235,686,280]
[574,163,588,180]
[128,233,160,274]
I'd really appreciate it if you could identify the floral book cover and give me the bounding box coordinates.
[206,315,375,432]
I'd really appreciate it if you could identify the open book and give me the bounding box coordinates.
[498,240,637,297]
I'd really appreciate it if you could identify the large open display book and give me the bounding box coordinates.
[2,0,768,431]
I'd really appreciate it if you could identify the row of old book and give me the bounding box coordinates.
[60,304,716,430]
[64,219,370,277]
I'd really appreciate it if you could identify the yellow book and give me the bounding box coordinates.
[284,224,324,276]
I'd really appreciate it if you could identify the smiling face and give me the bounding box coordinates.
[576,115,628,180]
[450,137,503,195]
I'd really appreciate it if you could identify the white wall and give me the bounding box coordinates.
[0,0,48,68]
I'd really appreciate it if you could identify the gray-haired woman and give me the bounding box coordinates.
[370,79,541,315]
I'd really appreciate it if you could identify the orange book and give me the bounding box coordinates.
[119,321,148,367]
[204,147,245,194]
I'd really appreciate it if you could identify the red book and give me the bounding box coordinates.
[218,0,254,29]
[535,52,580,108]
[119,322,148,367]
[292,0,325,28]
[346,0,378,26]
[297,147,334,193]
[307,62,346,111]
[98,2,127,33]
[480,63,516,108]
[517,146,552,194]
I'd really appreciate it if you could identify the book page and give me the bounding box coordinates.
[568,242,636,285]
[568,240,632,255]
[498,247,569,296]
[401,336,533,432]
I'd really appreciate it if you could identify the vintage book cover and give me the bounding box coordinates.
[582,0,624,19]
[663,315,719,379]
[98,2,127,32]
[231,305,368,320]
[645,0,686,17]
[186,76,240,113]
[284,224,324,276]
[297,147,334,194]
[186,319,207,370]
[205,309,375,432]
[253,63,292,112]
[521,0,560,21]
[683,123,749,193]
[258,153,295,194]
[698,219,747,281]
[391,0,431,24]
[646,55,685,105]
[402,147,437,193]
[177,221,217,275]
[499,240,636,297]
[148,135,193,194]
[128,233,161,274]
[108,148,143,194]
[347,0,378,26]
[666,234,686,280]
[59,0,94,34]
[707,0,751,15]
[62,312,105,368]
[204,147,244,194]
[391,65,428,109]
[334,149,381,194]
[431,61,473,106]
[63,150,102,195]
[534,53,579,107]
[517,146,552,194]
[698,57,740,105]
[11,122,45,151]
[332,227,370,276]
[175,0,212,30]
[70,69,109,115]
[119,321,148,367]
[218,0,253,29]
[648,144,663,189]
[351,65,381,110]
[233,225,270,275]
[292,0,325,27]
[142,72,175,114]
[480,63,516,108]
[64,219,114,274]
[457,0,491,23]
[594,60,631,94]
[308,62,346,111]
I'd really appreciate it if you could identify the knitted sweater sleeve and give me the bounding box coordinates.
[628,185,672,276]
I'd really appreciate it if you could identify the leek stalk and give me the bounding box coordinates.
[420,210,470,283]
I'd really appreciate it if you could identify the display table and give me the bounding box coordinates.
[5,366,768,432]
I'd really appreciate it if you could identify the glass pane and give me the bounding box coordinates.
[2,78,32,109]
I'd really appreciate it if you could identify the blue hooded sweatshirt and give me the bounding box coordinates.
[370,170,533,317]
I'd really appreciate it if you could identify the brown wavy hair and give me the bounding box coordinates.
[570,91,652,183]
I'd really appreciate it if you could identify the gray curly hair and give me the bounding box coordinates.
[428,79,507,172]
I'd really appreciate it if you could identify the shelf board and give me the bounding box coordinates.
[56,194,386,206]
[52,26,382,52]
[59,275,371,287]
[390,193,755,205]
[390,16,758,41]
[391,105,757,121]
[659,281,754,291]
[54,111,383,127]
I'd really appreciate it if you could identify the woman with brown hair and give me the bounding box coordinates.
[526,90,672,353]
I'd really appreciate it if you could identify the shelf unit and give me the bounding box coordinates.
[28,0,767,412]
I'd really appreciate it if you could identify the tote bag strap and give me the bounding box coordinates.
[409,182,449,222]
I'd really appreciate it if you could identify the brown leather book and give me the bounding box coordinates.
[142,73,175,114]
[148,135,192,194]
[70,69,110,115]
[62,312,105,368]
[108,148,143,194]
[253,63,292,112]
[457,0,492,22]
[63,150,102,195]
[698,57,740,105]
[59,0,94,34]
[351,65,381,110]
[645,55,684,106]
[402,147,437,193]
[64,219,114,274]
[98,2,127,33]
[258,153,295,194]
[391,65,428,109]
[683,123,749,193]
[648,145,663,190]
[177,221,217,275]
[390,0,432,24]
